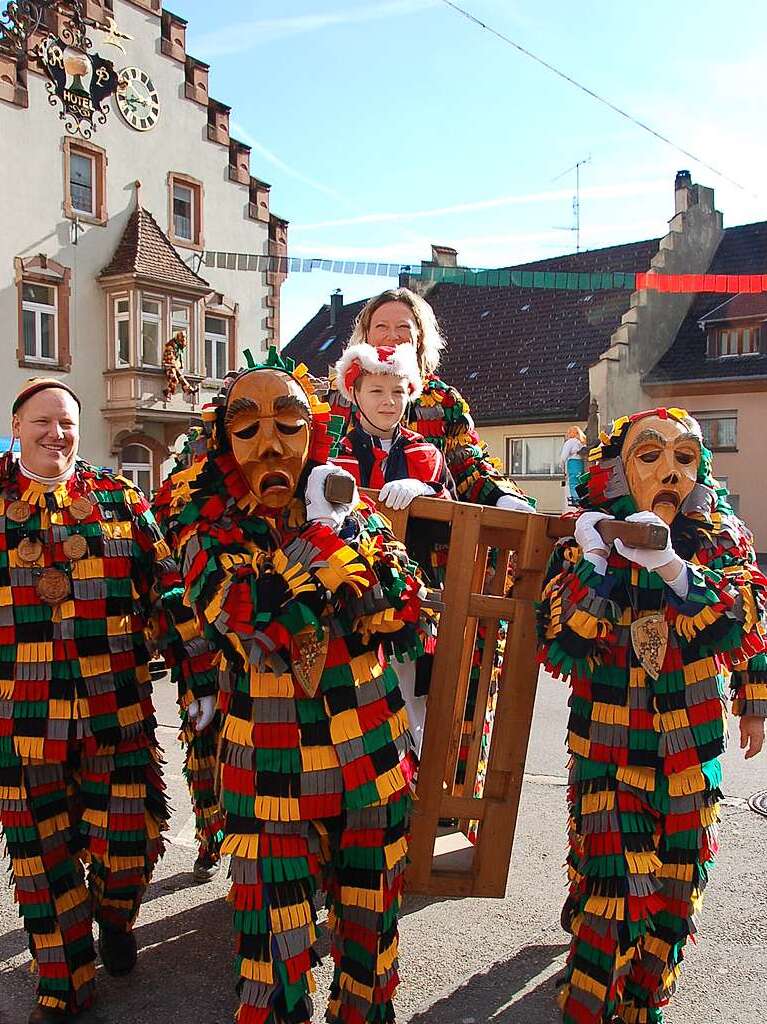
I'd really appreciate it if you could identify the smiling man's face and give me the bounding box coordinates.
[622,414,702,525]
[225,369,311,509]
[13,388,80,478]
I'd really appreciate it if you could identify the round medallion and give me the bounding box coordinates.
[18,537,44,563]
[35,568,71,605]
[6,500,31,523]
[70,496,94,521]
[63,534,88,560]
[116,66,161,132]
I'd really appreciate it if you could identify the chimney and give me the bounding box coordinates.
[674,169,693,214]
[329,288,343,326]
[430,244,458,268]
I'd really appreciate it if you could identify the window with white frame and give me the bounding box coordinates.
[204,315,229,380]
[121,443,153,495]
[506,435,564,478]
[22,283,57,362]
[692,411,737,451]
[171,302,191,370]
[709,324,761,358]
[114,296,130,366]
[140,298,161,366]
[173,183,193,241]
[69,151,95,216]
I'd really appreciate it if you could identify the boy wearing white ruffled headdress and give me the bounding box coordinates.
[333,342,454,754]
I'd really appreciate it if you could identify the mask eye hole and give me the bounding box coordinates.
[276,422,303,436]
[233,423,259,440]
[676,451,696,466]
[637,450,660,464]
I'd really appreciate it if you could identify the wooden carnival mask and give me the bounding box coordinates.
[225,369,312,509]
[621,414,702,525]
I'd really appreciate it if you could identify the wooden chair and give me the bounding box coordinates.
[362,491,564,898]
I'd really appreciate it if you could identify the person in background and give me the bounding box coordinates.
[152,426,225,883]
[332,341,452,755]
[560,425,588,510]
[0,378,214,1023]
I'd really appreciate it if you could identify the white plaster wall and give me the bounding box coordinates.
[0,0,272,467]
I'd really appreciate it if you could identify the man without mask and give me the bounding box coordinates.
[538,407,767,1024]
[161,349,433,1024]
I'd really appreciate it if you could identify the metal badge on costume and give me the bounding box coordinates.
[35,567,71,605]
[290,625,330,698]
[630,614,669,680]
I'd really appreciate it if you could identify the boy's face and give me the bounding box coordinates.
[355,373,409,436]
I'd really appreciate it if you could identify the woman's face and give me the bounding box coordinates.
[366,301,419,351]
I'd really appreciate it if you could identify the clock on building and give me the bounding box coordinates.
[116,67,160,131]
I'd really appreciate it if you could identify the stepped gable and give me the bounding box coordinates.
[100,205,210,292]
[646,220,767,385]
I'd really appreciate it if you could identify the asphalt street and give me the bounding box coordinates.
[1,669,765,1024]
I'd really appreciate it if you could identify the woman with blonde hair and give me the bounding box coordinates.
[331,286,533,510]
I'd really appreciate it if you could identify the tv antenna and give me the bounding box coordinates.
[552,155,591,252]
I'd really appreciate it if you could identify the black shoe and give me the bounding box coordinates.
[28,1006,71,1024]
[192,850,221,883]
[560,895,578,933]
[98,925,137,976]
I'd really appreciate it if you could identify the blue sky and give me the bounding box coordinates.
[182,0,766,344]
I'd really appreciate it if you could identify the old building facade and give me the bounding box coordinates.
[0,0,287,486]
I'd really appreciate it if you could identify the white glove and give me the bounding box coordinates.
[379,478,432,510]
[304,465,358,530]
[613,511,688,596]
[187,695,216,733]
[496,493,533,513]
[574,511,613,574]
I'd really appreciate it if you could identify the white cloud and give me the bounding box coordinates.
[191,0,439,58]
[290,179,668,231]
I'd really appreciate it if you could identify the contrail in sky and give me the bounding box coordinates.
[192,1,439,57]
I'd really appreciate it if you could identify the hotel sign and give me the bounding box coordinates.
[37,34,118,137]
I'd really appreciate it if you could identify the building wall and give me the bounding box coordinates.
[0,0,277,470]
[478,420,585,512]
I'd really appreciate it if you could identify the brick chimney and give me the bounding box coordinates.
[430,244,458,268]
[330,289,343,326]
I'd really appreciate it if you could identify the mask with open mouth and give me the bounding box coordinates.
[622,413,702,525]
[225,368,312,510]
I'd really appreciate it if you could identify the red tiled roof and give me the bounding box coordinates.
[100,206,210,292]
[283,237,660,423]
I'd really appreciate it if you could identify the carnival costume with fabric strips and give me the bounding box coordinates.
[153,427,225,879]
[537,407,767,1024]
[163,348,432,1024]
[0,382,215,1018]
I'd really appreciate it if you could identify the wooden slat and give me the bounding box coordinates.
[459,547,514,825]
[406,503,482,893]
[470,513,551,896]
[467,593,516,620]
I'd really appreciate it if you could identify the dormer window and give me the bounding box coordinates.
[708,323,761,357]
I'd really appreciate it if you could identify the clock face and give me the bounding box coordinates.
[116,66,160,131]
